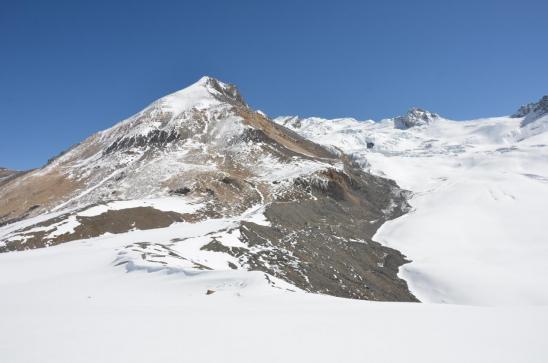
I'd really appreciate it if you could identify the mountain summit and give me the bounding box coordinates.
[1,76,335,219]
[0,77,416,301]
[155,76,247,114]
[393,108,440,129]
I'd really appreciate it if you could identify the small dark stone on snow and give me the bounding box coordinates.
[171,187,191,195]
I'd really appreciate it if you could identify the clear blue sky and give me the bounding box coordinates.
[1,0,547,170]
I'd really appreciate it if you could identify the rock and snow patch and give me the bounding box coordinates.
[78,197,205,217]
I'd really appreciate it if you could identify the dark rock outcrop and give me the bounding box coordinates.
[512,95,548,126]
[204,166,417,301]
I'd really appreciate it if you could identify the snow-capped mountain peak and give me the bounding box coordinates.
[393,107,440,129]
[0,77,416,302]
[155,76,246,115]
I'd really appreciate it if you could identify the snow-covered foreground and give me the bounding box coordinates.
[277,112,548,306]
[1,235,547,363]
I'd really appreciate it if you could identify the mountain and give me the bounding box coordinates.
[0,77,416,301]
[274,97,548,305]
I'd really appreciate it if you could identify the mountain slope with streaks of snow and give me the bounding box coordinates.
[0,77,417,301]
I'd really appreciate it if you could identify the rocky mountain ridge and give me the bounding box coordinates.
[512,95,548,125]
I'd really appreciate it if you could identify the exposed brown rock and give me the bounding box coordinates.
[0,171,84,225]
[0,207,195,252]
[236,106,336,160]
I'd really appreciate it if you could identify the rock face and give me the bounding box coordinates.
[512,95,548,126]
[393,108,440,129]
[236,168,414,300]
[0,77,417,302]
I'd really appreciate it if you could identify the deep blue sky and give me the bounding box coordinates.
[1,0,547,170]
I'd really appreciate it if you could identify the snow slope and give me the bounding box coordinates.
[1,228,547,363]
[276,110,548,306]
